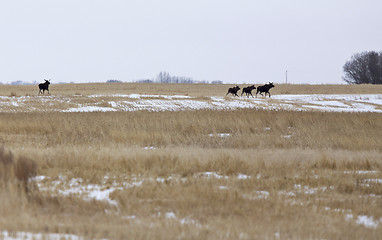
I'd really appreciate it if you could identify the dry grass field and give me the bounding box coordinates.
[0,83,382,240]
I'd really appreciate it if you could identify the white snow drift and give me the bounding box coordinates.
[0,94,381,113]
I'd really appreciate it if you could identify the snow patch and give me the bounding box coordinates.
[198,172,229,179]
[243,191,269,200]
[356,215,380,229]
[165,212,176,219]
[63,106,116,112]
[2,94,382,113]
[209,133,231,137]
[344,170,379,174]
[237,173,251,180]
[1,231,86,240]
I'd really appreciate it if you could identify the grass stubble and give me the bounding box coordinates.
[0,83,381,239]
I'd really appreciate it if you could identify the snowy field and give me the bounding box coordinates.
[0,94,382,113]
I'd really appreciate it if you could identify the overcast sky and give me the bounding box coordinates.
[1,0,381,84]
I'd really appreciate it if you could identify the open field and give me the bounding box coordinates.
[0,83,382,239]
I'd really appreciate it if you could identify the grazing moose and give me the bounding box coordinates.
[256,82,275,98]
[226,85,240,97]
[38,79,51,94]
[241,85,256,98]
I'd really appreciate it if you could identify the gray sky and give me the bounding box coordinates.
[1,0,381,84]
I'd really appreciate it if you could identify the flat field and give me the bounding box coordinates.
[0,83,382,240]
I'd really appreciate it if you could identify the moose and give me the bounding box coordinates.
[226,85,240,97]
[241,85,256,98]
[38,79,51,94]
[256,82,275,98]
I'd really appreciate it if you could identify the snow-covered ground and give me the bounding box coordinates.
[0,94,381,112]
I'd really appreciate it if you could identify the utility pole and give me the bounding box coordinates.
[285,70,288,84]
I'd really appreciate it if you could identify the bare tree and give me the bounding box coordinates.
[156,71,194,84]
[156,71,172,83]
[343,51,382,84]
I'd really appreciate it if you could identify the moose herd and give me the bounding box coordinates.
[226,82,275,98]
[36,79,274,98]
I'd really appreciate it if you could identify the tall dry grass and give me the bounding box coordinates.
[0,147,37,191]
[0,83,381,239]
[0,147,39,235]
[1,110,381,151]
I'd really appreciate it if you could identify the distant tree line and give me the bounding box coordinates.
[106,79,123,83]
[343,51,382,84]
[136,72,223,84]
[10,80,38,85]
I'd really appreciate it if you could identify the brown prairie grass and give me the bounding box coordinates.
[0,85,382,239]
[1,110,381,151]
